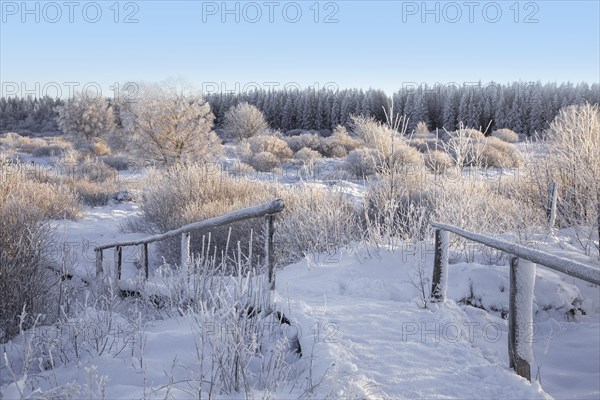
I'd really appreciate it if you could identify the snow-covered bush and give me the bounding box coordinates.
[492,128,519,143]
[223,101,269,140]
[423,150,454,173]
[546,103,600,228]
[319,125,363,158]
[350,114,398,157]
[415,121,429,136]
[248,151,281,172]
[55,94,116,140]
[277,185,362,265]
[0,168,81,340]
[284,133,323,153]
[345,147,384,177]
[135,163,272,265]
[295,147,321,162]
[247,134,293,160]
[477,137,523,168]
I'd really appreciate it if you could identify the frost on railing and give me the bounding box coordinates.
[428,220,599,382]
[94,199,285,288]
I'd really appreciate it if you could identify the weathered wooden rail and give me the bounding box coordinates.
[94,199,285,289]
[429,220,600,381]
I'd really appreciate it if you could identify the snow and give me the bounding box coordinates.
[3,199,598,399]
[513,259,536,364]
[273,248,549,399]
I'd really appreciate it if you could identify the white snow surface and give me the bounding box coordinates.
[2,201,598,399]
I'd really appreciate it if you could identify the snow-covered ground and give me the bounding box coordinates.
[3,198,598,398]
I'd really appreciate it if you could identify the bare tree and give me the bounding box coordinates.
[122,85,222,165]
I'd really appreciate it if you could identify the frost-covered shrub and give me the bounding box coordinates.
[276,185,362,265]
[345,148,384,177]
[55,94,116,139]
[136,163,272,265]
[122,88,222,165]
[248,151,281,172]
[319,125,362,158]
[32,144,70,157]
[423,150,454,173]
[223,101,269,140]
[247,135,293,160]
[284,133,322,153]
[477,137,523,168]
[390,142,424,168]
[350,114,397,157]
[101,155,131,171]
[294,147,321,162]
[415,121,429,136]
[0,169,81,340]
[524,103,600,239]
[491,128,519,143]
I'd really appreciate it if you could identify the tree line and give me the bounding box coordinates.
[1,81,598,136]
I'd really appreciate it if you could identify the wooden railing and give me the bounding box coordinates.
[94,199,285,289]
[429,220,600,381]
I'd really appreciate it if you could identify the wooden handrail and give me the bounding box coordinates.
[94,199,285,285]
[428,220,599,382]
[430,220,600,285]
[95,199,284,251]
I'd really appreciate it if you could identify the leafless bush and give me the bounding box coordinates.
[319,126,363,158]
[423,150,454,173]
[223,101,269,140]
[345,147,384,177]
[284,133,323,153]
[276,185,362,265]
[247,135,293,160]
[135,163,272,265]
[295,147,321,162]
[248,151,281,172]
[415,121,429,135]
[492,128,519,143]
[477,137,523,168]
[0,168,82,340]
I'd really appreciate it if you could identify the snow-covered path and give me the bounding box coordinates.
[274,250,550,399]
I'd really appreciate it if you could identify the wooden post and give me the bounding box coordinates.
[265,214,275,290]
[430,229,449,302]
[181,232,191,274]
[508,257,535,381]
[115,246,122,281]
[547,181,558,229]
[95,249,103,279]
[142,243,149,280]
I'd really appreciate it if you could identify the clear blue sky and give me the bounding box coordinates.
[1,0,599,98]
